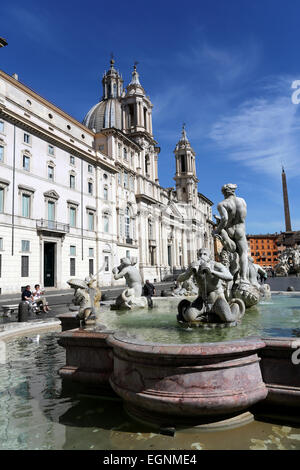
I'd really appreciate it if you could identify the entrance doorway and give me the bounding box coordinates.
[44,242,56,287]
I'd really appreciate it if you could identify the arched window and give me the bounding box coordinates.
[148,219,153,240]
[125,207,131,239]
[103,186,108,200]
[145,155,150,176]
[103,213,109,233]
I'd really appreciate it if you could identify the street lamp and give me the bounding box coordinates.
[0,37,8,48]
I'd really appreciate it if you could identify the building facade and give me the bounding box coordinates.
[0,61,213,294]
[247,234,279,268]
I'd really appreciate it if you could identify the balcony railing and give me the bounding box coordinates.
[126,237,133,245]
[36,219,70,233]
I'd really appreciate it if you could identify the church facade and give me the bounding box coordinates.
[0,61,213,294]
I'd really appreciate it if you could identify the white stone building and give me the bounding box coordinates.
[0,61,214,294]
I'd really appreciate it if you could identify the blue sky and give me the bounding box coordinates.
[1,0,300,234]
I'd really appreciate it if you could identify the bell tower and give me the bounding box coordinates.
[174,125,198,204]
[102,58,123,100]
[122,63,153,135]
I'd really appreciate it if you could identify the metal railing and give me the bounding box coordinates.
[36,219,70,233]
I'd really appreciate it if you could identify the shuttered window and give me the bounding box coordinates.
[21,256,29,277]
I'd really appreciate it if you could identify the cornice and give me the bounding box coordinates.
[0,70,94,135]
[0,105,96,161]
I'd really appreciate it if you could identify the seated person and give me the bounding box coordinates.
[32,284,50,313]
[21,285,33,302]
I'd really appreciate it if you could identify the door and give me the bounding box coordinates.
[44,242,55,287]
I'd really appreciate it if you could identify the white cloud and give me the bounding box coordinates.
[209,77,300,177]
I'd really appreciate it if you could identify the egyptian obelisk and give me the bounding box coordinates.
[282,167,292,232]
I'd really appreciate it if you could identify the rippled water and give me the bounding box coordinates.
[98,294,300,344]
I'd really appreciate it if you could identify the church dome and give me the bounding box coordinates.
[83,58,124,133]
[83,98,122,132]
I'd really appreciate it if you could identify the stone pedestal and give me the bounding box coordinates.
[56,313,81,332]
[258,337,300,408]
[107,334,267,428]
[57,328,115,396]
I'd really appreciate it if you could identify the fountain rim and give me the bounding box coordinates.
[106,331,266,356]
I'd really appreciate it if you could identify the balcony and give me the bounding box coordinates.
[36,219,70,234]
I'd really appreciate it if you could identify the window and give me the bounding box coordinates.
[103,186,108,200]
[0,121,4,133]
[123,148,127,160]
[0,238,3,250]
[88,212,94,231]
[70,174,75,189]
[130,176,134,191]
[23,155,30,171]
[148,220,153,239]
[0,146,3,162]
[22,194,30,218]
[88,164,93,173]
[70,258,76,276]
[89,248,94,257]
[103,173,108,180]
[89,259,94,276]
[70,245,76,256]
[21,256,29,277]
[48,201,55,223]
[70,155,75,165]
[124,172,128,189]
[145,155,150,175]
[104,256,109,272]
[88,182,93,195]
[48,165,54,180]
[125,207,130,238]
[180,155,186,172]
[103,214,109,233]
[21,240,30,252]
[0,188,3,213]
[126,250,130,259]
[118,173,121,186]
[24,133,30,144]
[70,207,76,227]
[48,144,54,155]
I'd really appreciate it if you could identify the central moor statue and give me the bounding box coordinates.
[214,183,249,284]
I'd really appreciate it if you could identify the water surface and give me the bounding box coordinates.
[98,294,300,344]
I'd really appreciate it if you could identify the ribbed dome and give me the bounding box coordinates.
[83,98,122,132]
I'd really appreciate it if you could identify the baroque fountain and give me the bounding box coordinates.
[57,183,300,431]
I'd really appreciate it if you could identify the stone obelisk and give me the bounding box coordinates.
[282,167,292,232]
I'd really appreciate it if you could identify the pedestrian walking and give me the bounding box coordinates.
[143,280,156,308]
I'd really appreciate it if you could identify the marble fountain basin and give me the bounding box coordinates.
[58,294,300,428]
[107,333,267,427]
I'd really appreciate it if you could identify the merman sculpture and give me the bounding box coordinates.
[177,248,245,324]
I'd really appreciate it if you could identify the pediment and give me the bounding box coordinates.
[44,190,60,200]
